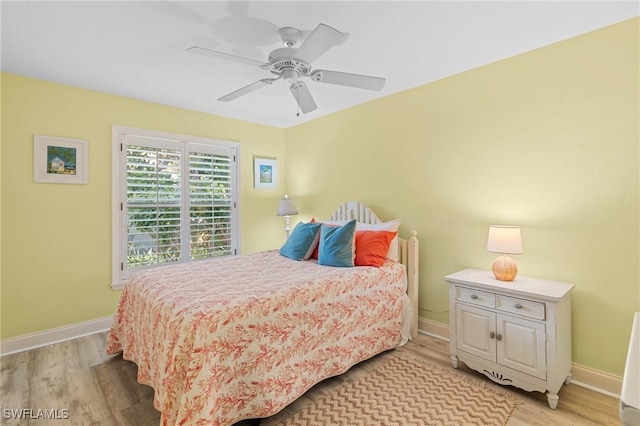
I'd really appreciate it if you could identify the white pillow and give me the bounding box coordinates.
[356,219,401,262]
[313,219,347,226]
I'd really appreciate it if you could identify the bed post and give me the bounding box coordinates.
[406,230,419,339]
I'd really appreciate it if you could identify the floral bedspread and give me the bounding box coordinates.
[106,250,407,426]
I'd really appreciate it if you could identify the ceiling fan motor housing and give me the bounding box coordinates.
[267,47,310,77]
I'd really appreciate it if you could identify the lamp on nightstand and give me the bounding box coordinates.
[487,225,522,281]
[277,195,298,237]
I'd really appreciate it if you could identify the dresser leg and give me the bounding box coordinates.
[546,391,559,409]
[451,355,459,368]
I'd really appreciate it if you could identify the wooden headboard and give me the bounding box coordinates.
[329,201,419,339]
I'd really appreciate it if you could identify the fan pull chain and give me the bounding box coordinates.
[295,86,300,117]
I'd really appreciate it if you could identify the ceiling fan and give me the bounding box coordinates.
[187,23,386,114]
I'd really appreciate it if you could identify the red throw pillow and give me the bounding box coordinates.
[354,231,398,267]
[310,218,319,259]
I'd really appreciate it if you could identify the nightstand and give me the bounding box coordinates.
[445,268,574,409]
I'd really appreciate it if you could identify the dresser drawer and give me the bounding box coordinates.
[496,295,545,320]
[456,286,495,308]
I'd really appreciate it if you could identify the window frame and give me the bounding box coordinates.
[111,125,240,290]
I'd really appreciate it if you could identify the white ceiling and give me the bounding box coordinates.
[2,1,638,128]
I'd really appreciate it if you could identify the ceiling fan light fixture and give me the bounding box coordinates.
[281,68,299,83]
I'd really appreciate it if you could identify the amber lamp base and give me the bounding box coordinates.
[492,254,518,281]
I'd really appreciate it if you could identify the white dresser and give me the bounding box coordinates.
[446,268,574,409]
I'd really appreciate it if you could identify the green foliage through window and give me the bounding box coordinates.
[125,145,234,268]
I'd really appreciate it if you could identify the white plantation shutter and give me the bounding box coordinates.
[126,144,182,267]
[112,128,239,287]
[188,144,234,259]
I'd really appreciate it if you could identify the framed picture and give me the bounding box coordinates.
[34,135,88,184]
[253,156,277,189]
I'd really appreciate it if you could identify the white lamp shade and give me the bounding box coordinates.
[487,225,523,254]
[277,195,298,216]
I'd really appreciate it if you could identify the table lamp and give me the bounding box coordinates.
[277,195,298,237]
[487,225,522,281]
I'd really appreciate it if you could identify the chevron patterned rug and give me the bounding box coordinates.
[274,354,520,426]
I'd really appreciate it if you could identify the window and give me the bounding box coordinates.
[111,126,239,289]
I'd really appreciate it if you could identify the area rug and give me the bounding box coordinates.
[275,354,520,426]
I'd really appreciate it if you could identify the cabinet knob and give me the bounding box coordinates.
[470,294,478,300]
[496,334,502,341]
[489,332,495,339]
[514,303,523,309]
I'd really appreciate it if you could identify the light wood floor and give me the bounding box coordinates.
[0,332,621,425]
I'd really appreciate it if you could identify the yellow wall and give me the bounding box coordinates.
[285,18,639,376]
[1,73,287,338]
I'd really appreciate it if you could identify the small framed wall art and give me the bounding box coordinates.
[253,156,277,189]
[34,135,88,184]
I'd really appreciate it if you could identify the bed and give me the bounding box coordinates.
[107,201,419,425]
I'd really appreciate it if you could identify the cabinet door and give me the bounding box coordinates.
[456,304,496,361]
[496,313,546,380]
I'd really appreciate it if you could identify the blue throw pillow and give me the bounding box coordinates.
[279,222,322,261]
[317,219,357,267]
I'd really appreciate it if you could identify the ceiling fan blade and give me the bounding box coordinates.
[187,46,267,68]
[310,70,386,91]
[293,23,343,64]
[218,79,275,102]
[290,81,317,114]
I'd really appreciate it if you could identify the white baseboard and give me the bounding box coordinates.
[570,363,623,398]
[417,316,622,398]
[0,316,112,356]
[419,316,450,341]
